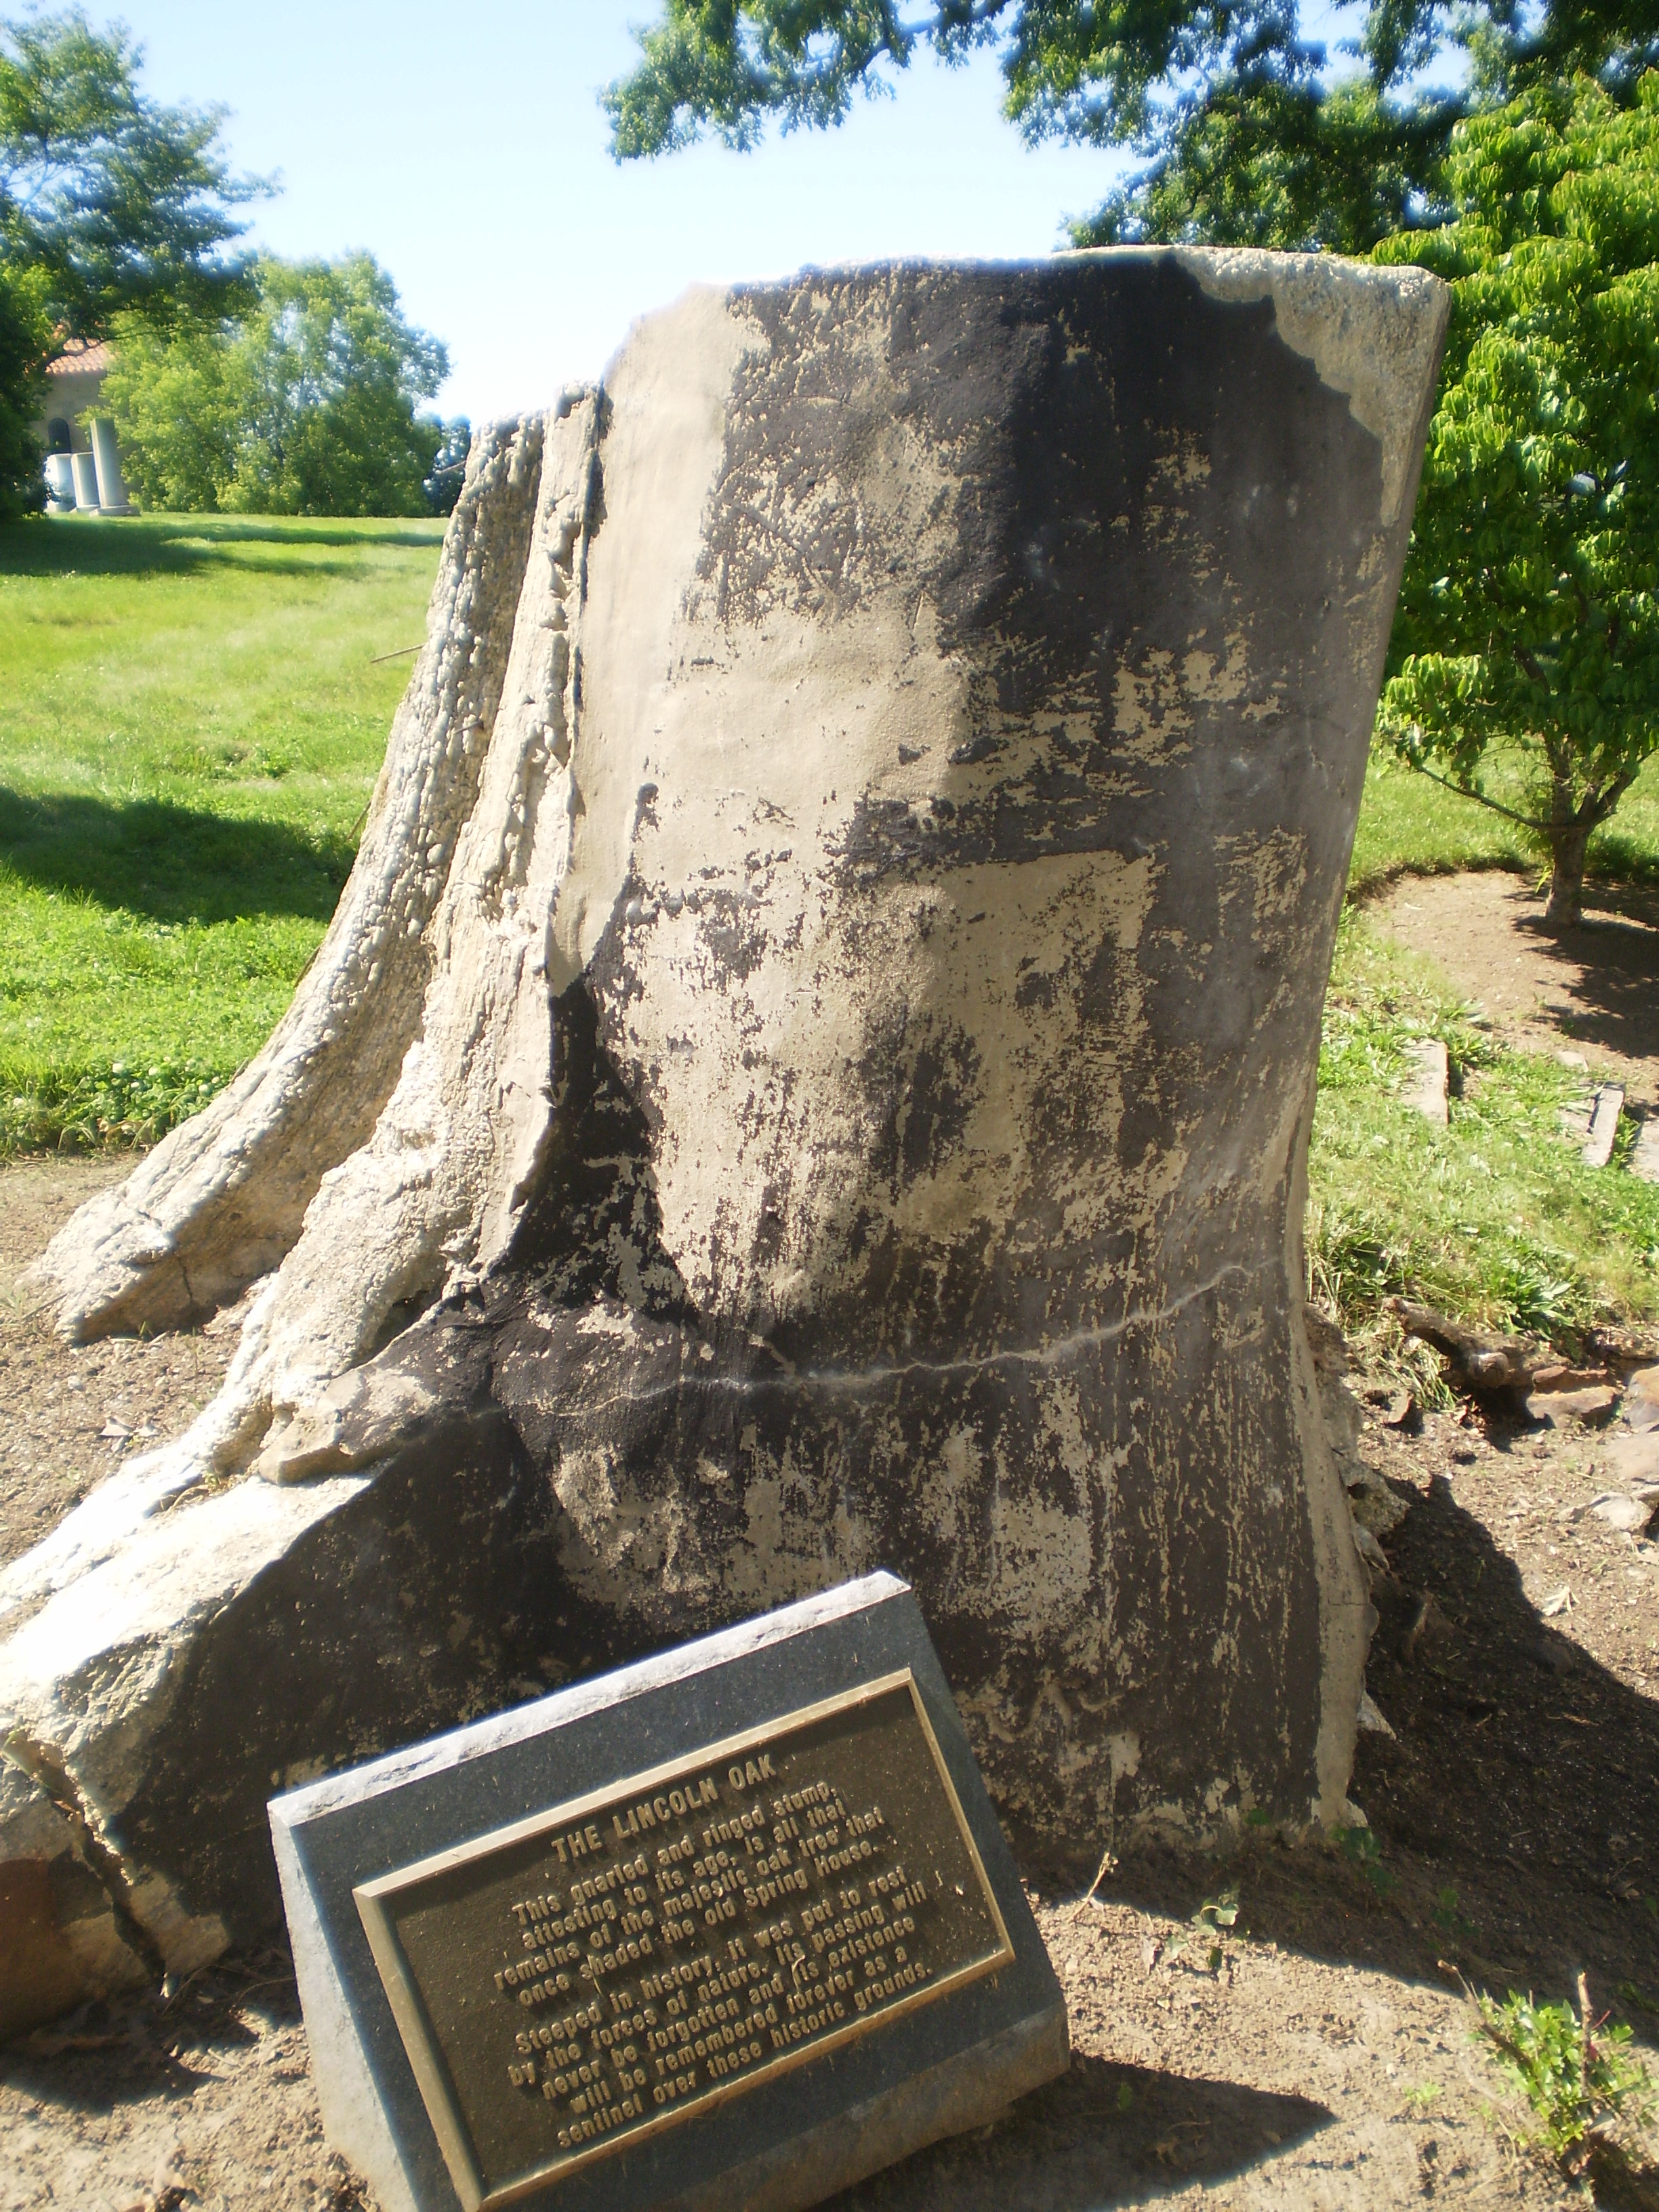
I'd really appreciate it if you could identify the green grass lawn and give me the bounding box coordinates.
[1310,914,1659,1353]
[0,512,445,1149]
[1319,743,1659,1351]
[3,514,1656,1348]
[1351,743,1659,896]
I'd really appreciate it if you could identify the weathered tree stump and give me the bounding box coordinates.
[1,251,1446,2034]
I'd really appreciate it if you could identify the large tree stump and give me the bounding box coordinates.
[1,251,1446,2032]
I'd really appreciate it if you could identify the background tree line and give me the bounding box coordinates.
[0,10,464,522]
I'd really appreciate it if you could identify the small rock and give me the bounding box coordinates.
[1347,1468,1409,1538]
[1527,1385,1619,1429]
[1530,1364,1611,1392]
[1586,1492,1653,1535]
[1383,1392,1423,1435]
[1633,1118,1659,1186]
[1555,1049,1589,1071]
[1604,1432,1659,1486]
[1304,1305,1351,1376]
[1357,1690,1396,1738]
[1624,1366,1659,1433]
[1353,1523,1390,1572]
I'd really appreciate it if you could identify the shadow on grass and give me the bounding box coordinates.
[0,787,353,924]
[1100,1469,1659,2023]
[0,512,442,583]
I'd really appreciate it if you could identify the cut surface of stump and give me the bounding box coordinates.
[3,251,1449,2032]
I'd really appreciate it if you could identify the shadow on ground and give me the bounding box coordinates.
[0,787,354,924]
[1101,1471,1659,2024]
[0,1952,292,2116]
[825,2054,1329,2210]
[1511,893,1659,1067]
[0,513,441,583]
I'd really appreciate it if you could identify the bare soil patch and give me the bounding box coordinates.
[0,1154,238,1570]
[4,1160,1659,2209]
[1374,869,1659,1111]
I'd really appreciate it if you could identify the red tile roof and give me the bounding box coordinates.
[45,340,111,378]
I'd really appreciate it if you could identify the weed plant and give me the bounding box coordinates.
[1477,1980,1654,2181]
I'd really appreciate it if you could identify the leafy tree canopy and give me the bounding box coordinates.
[1376,71,1659,924]
[1,7,263,346]
[106,251,450,518]
[604,0,1657,252]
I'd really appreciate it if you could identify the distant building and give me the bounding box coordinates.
[32,340,133,514]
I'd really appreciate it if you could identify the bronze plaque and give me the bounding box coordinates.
[356,1671,1015,2210]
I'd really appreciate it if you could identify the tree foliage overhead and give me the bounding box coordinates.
[1375,71,1659,926]
[604,0,1658,252]
[105,252,451,518]
[1,7,262,344]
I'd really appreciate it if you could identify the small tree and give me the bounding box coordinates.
[107,252,449,517]
[1376,73,1659,927]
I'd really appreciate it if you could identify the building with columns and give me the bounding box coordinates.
[32,340,134,513]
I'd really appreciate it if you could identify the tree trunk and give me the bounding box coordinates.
[1,254,1449,2027]
[1547,819,1592,929]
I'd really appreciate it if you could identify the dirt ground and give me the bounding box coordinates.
[3,868,1659,2212]
[0,1155,239,1570]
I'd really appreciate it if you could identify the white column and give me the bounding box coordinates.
[90,417,132,513]
[70,450,100,508]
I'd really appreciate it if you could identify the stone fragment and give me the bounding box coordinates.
[1530,1364,1611,1393]
[0,1763,150,2041]
[1582,1084,1624,1169]
[1585,1492,1654,1535]
[1401,1039,1449,1124]
[1603,1433,1659,1486]
[1528,1385,1619,1428]
[1625,1366,1659,1433]
[1633,1118,1659,1185]
[272,1576,1067,2212]
[1357,1691,1395,1738]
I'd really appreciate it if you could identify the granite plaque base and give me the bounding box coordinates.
[270,1574,1068,2212]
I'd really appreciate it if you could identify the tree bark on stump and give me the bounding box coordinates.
[2,252,1448,2029]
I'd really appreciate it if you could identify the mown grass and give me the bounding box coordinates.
[1351,741,1659,896]
[1311,740,1659,1352]
[3,516,1657,1349]
[0,512,445,1151]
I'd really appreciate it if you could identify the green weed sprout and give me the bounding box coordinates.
[1340,1823,1397,1896]
[1477,1976,1654,2175]
[1165,1885,1240,1975]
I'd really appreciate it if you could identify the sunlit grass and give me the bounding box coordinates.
[0,511,444,1151]
[1308,912,1659,1345]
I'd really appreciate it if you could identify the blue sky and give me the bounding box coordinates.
[115,3,1140,425]
[119,2,1386,424]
